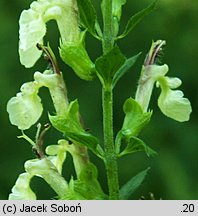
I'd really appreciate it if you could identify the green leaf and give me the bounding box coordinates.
[119,167,150,199]
[115,98,153,154]
[49,100,82,132]
[76,0,97,36]
[49,100,103,157]
[112,52,141,88]
[122,98,152,138]
[119,136,157,157]
[64,132,102,156]
[118,1,157,39]
[95,45,126,85]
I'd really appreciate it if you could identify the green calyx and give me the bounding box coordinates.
[60,36,96,81]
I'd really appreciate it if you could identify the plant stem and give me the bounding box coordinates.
[102,0,119,199]
[102,0,114,53]
[102,86,119,199]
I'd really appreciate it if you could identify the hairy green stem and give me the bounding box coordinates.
[102,0,114,53]
[102,0,119,199]
[102,87,119,199]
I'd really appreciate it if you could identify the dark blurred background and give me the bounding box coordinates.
[0,0,197,200]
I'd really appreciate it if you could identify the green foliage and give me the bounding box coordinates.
[112,52,141,88]
[119,136,157,157]
[118,1,158,39]
[119,168,150,200]
[95,45,126,86]
[115,98,155,156]
[76,0,97,37]
[49,100,104,158]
